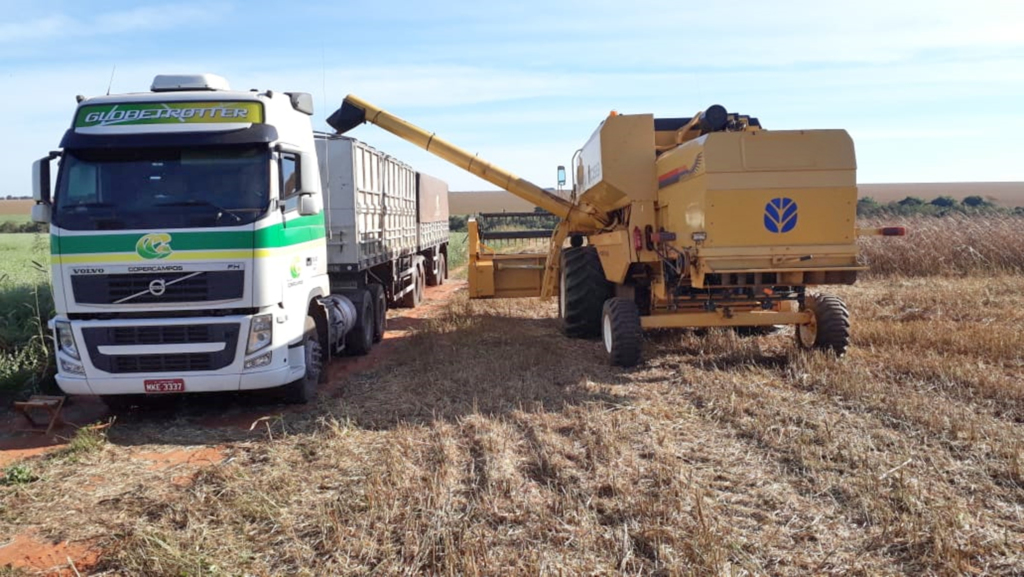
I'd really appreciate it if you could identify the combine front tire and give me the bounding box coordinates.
[602,298,643,367]
[795,293,851,356]
[559,247,611,338]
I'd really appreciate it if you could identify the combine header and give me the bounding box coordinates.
[329,96,903,365]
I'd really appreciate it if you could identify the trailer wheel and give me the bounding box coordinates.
[347,291,375,356]
[426,253,446,286]
[795,293,851,356]
[283,315,322,404]
[401,263,425,308]
[369,283,387,343]
[601,297,643,367]
[560,247,611,338]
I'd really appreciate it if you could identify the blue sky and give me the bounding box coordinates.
[2,0,1023,193]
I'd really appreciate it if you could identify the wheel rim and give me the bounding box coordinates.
[797,316,817,348]
[603,313,613,353]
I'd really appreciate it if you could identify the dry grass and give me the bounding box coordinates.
[859,214,1024,276]
[3,275,1023,575]
[2,216,1023,575]
[0,200,32,216]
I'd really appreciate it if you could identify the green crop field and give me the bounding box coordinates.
[0,233,54,394]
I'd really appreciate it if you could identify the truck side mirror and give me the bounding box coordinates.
[557,165,566,187]
[31,203,51,224]
[298,192,320,216]
[32,156,53,204]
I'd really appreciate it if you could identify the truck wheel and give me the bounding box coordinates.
[426,253,446,286]
[400,266,422,308]
[795,293,851,356]
[283,316,322,404]
[560,247,611,338]
[347,291,375,356]
[369,283,387,343]
[602,298,643,367]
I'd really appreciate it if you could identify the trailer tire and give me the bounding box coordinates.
[369,283,387,343]
[602,297,643,367]
[426,253,446,286]
[347,290,375,356]
[560,247,611,338]
[400,264,424,308]
[283,315,322,404]
[795,293,851,356]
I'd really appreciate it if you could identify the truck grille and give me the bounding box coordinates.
[82,323,239,374]
[71,271,244,305]
[112,354,215,373]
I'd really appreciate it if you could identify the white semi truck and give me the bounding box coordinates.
[30,74,449,406]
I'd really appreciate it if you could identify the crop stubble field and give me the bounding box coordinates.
[1,216,1023,575]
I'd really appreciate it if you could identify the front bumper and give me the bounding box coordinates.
[52,313,305,396]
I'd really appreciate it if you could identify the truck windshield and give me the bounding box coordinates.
[53,146,270,230]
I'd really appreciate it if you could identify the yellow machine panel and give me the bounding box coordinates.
[577,114,657,210]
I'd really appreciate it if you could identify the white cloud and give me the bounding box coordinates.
[0,4,230,44]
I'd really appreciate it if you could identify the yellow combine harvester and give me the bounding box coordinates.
[328,98,904,366]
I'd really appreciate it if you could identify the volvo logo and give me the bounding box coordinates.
[764,197,798,233]
[148,279,167,296]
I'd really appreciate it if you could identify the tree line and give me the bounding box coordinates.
[857,195,1022,217]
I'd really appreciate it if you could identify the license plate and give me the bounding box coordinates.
[144,378,185,393]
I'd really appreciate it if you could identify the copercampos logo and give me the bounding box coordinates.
[136,233,173,260]
[290,257,302,279]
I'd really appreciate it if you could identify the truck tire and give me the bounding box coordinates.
[795,293,851,356]
[346,290,374,356]
[602,297,643,367]
[426,253,446,286]
[401,262,425,308]
[368,283,387,343]
[559,247,611,338]
[283,316,322,404]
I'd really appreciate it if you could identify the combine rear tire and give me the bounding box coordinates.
[283,316,322,404]
[602,298,643,367]
[795,293,851,356]
[559,247,611,338]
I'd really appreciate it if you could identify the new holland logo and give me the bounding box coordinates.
[136,233,173,259]
[764,198,798,233]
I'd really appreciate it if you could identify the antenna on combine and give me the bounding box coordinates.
[106,65,117,95]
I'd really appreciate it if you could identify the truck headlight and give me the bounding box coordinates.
[247,314,273,354]
[55,321,80,360]
[59,357,86,375]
